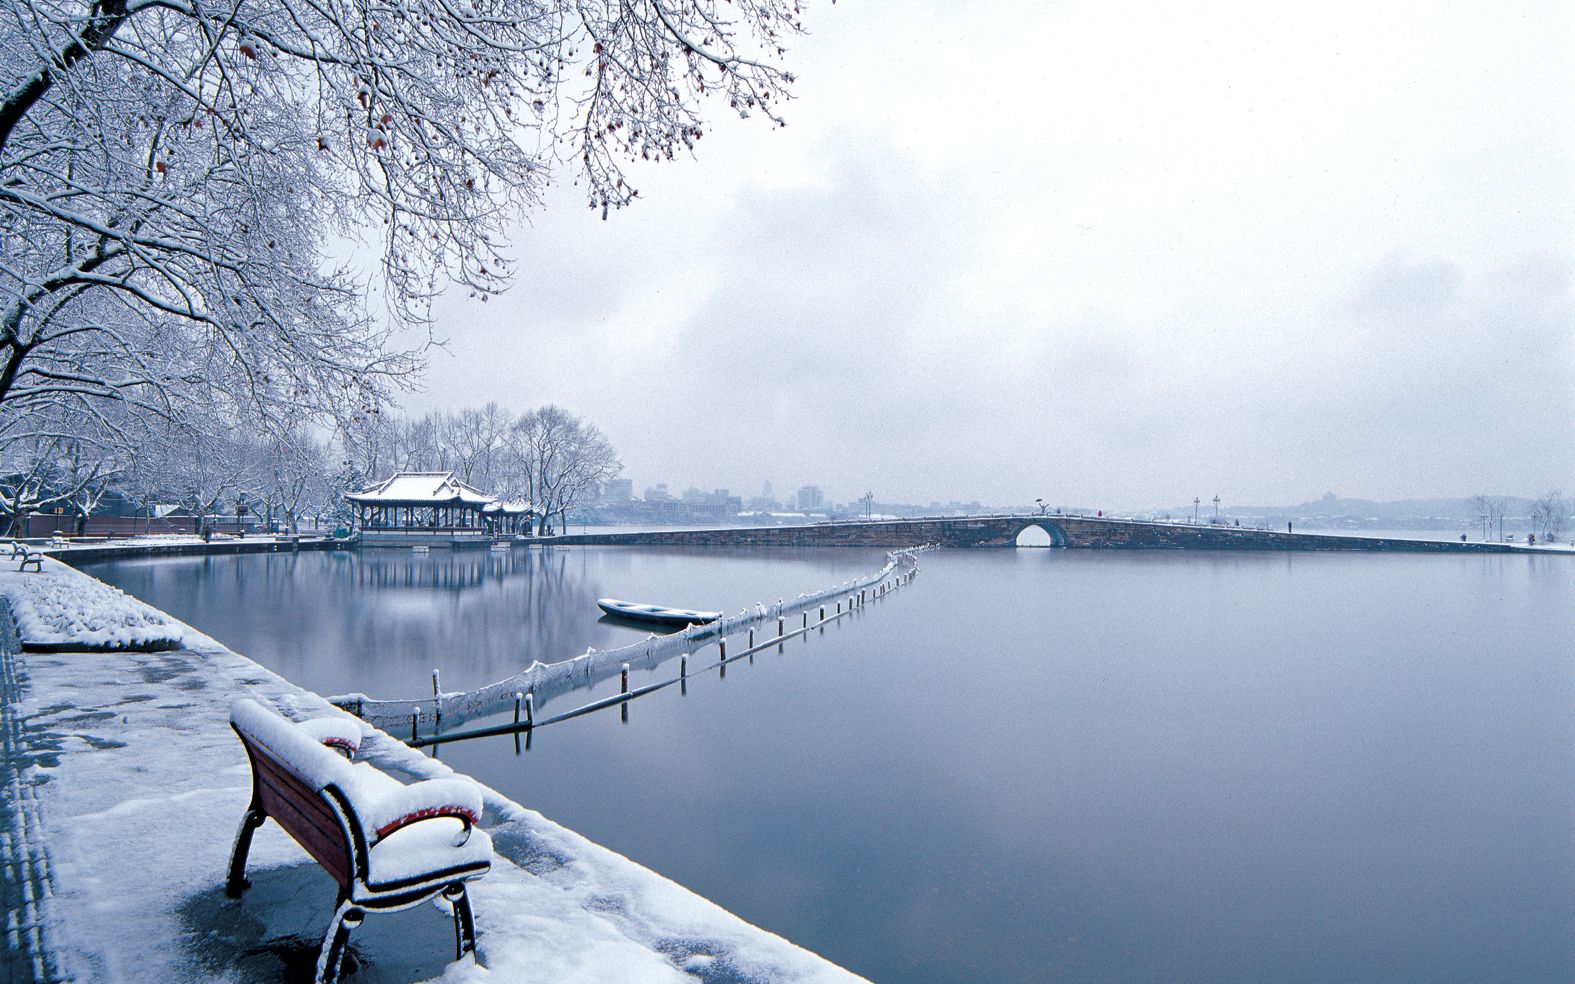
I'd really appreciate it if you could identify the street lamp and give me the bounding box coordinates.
[1212,495,1220,522]
[1193,497,1200,524]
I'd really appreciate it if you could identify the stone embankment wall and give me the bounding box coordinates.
[549,516,1524,553]
[47,536,345,564]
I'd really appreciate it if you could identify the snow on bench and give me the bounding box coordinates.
[2,539,42,571]
[228,699,492,983]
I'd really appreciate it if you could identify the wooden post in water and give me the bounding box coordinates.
[525,691,534,728]
[748,627,754,648]
[820,605,825,621]
[513,692,523,755]
[719,638,728,661]
[621,663,630,725]
[681,653,689,678]
[410,706,419,743]
[802,611,808,629]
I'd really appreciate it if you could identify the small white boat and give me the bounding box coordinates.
[597,598,721,627]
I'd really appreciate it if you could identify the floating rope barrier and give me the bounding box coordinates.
[332,546,936,740]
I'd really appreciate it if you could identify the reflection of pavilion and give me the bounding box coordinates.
[346,472,533,547]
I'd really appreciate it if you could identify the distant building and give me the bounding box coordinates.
[797,485,824,511]
[644,483,671,501]
[601,478,633,503]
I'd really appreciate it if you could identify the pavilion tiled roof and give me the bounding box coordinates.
[344,471,497,507]
[482,499,533,514]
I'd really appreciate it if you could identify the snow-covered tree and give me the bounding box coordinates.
[255,430,328,532]
[129,419,259,537]
[1531,490,1566,542]
[0,400,131,533]
[445,403,511,489]
[0,0,801,440]
[505,404,619,534]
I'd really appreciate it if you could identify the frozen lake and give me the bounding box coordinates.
[79,546,1575,983]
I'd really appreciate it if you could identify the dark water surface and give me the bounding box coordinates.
[80,546,1575,984]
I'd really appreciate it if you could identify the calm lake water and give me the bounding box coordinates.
[79,545,1575,984]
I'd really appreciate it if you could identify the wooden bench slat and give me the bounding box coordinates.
[260,785,352,887]
[247,744,352,887]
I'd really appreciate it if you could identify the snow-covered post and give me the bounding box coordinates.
[410,706,420,743]
[680,653,689,679]
[432,669,442,725]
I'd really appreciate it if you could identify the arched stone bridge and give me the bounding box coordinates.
[550,515,1526,552]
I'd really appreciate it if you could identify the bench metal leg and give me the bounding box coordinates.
[446,883,477,960]
[315,899,363,984]
[225,808,266,898]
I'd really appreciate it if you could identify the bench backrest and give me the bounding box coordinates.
[232,699,360,889]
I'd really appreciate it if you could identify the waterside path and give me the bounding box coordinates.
[0,557,864,983]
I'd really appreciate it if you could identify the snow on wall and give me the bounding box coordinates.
[333,546,935,733]
[0,555,185,650]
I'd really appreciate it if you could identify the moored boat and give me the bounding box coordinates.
[596,598,721,627]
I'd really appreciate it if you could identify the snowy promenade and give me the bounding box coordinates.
[1,557,864,983]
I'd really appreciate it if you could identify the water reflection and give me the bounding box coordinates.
[78,545,887,701]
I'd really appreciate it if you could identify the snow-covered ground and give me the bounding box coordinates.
[2,555,187,650]
[0,562,862,983]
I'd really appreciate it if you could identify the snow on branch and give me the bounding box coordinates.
[1,0,804,467]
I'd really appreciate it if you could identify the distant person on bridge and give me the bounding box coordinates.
[1287,522,1293,533]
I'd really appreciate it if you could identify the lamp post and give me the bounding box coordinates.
[1193,497,1200,524]
[1212,495,1220,522]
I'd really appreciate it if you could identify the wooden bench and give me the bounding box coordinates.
[228,699,491,983]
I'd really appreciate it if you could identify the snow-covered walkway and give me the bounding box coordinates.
[0,559,864,983]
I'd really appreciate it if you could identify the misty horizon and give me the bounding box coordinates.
[389,2,1573,513]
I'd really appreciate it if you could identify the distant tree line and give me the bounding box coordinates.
[1468,492,1567,542]
[341,403,620,535]
[0,401,619,538]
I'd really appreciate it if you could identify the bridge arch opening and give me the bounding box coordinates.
[1014,522,1067,548]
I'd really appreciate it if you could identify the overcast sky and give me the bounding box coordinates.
[408,1,1573,511]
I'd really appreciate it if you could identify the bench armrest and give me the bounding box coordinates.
[358,778,484,846]
[294,716,363,758]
